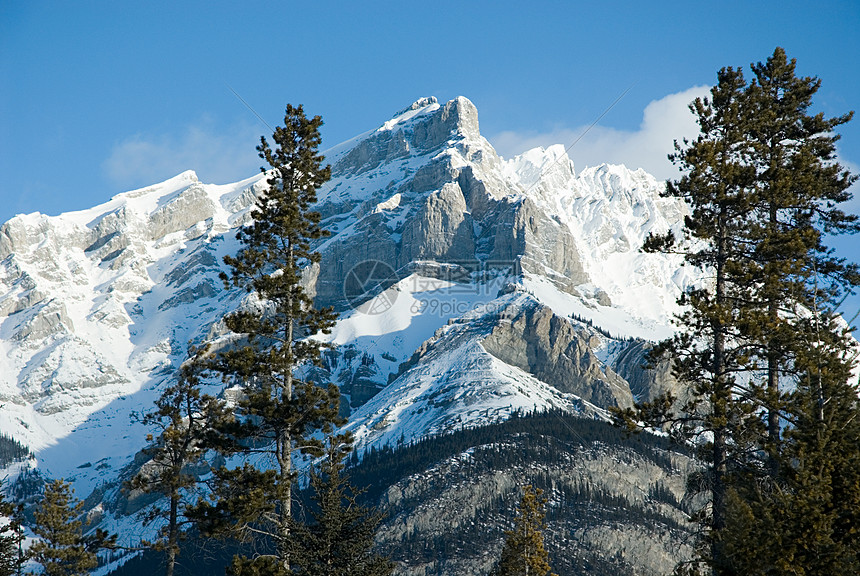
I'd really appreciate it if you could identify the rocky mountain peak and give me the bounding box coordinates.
[391,96,439,117]
[0,97,698,565]
[330,95,482,179]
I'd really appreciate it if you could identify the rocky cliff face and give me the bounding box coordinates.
[311,96,607,310]
[482,298,633,407]
[0,96,697,573]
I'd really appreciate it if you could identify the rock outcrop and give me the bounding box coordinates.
[482,298,633,408]
[310,96,617,310]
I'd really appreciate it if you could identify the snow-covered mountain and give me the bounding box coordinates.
[0,97,696,564]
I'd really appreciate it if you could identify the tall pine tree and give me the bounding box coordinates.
[740,47,858,473]
[199,104,341,574]
[618,65,760,574]
[492,485,557,576]
[620,47,859,575]
[128,345,228,576]
[714,48,860,575]
[290,435,393,576]
[723,312,860,574]
[29,479,115,576]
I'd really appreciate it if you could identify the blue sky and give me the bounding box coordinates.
[2,1,860,317]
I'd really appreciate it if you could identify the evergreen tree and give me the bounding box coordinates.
[492,485,557,576]
[617,65,760,574]
[0,490,23,576]
[618,47,859,575]
[29,479,115,576]
[740,47,858,473]
[128,345,228,576]
[782,325,860,573]
[0,435,30,468]
[291,435,393,576]
[722,298,860,574]
[199,104,341,573]
[714,48,859,576]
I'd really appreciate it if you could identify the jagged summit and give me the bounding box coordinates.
[324,95,482,184]
[391,96,438,118]
[380,95,477,137]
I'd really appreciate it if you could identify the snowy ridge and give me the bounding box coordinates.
[0,170,266,495]
[504,147,692,332]
[341,291,609,452]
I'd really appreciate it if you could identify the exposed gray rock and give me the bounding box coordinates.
[88,206,133,248]
[407,157,461,195]
[335,348,387,408]
[163,248,218,287]
[0,285,45,317]
[404,260,471,282]
[299,260,321,301]
[411,96,480,152]
[316,197,360,223]
[157,280,217,311]
[18,337,130,411]
[10,299,74,342]
[222,177,267,217]
[612,340,683,404]
[333,128,411,176]
[456,165,500,222]
[492,197,588,290]
[481,299,634,408]
[309,96,594,311]
[87,230,130,263]
[399,182,476,267]
[315,211,400,307]
[332,97,478,179]
[0,216,86,259]
[148,184,218,240]
[595,288,612,306]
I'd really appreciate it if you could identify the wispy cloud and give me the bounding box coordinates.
[837,154,860,216]
[489,86,860,326]
[488,86,710,182]
[102,119,263,190]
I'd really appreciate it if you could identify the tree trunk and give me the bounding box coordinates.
[767,340,781,476]
[166,491,178,576]
[278,425,292,572]
[766,200,780,478]
[278,252,295,572]
[711,215,729,573]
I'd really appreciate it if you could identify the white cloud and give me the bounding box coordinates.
[102,120,263,190]
[488,86,711,182]
[837,153,860,216]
